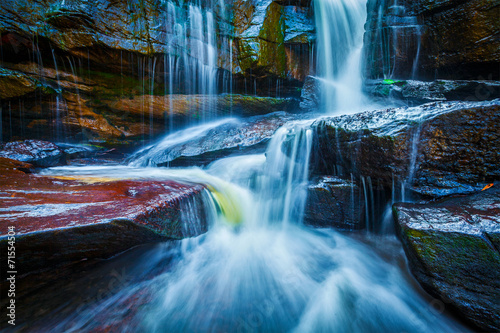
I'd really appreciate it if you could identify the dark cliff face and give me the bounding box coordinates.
[364,0,500,80]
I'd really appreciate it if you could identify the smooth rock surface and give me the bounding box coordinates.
[299,75,321,110]
[365,79,500,105]
[393,187,500,331]
[128,111,302,167]
[0,159,209,276]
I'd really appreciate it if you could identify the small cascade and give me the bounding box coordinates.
[179,190,217,238]
[255,122,313,227]
[36,115,466,331]
[155,0,223,127]
[127,118,240,167]
[313,0,368,113]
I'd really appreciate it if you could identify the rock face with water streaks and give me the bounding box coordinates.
[0,158,209,276]
[364,0,500,80]
[393,187,500,331]
[0,64,297,143]
[0,0,313,143]
[310,99,500,197]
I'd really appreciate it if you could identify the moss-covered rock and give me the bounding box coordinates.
[235,1,313,80]
[393,187,500,331]
[237,1,287,77]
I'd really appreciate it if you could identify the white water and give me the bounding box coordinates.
[21,1,466,331]
[128,118,240,167]
[314,0,370,113]
[36,121,466,332]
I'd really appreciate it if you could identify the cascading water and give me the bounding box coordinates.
[33,122,466,332]
[313,0,369,113]
[5,1,471,331]
[158,0,221,125]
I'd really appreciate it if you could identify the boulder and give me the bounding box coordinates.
[304,176,365,230]
[310,99,500,197]
[393,187,500,331]
[0,162,209,276]
[0,140,65,167]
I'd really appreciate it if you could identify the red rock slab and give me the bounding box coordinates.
[0,157,208,276]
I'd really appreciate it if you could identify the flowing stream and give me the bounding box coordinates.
[7,0,470,331]
[29,121,467,332]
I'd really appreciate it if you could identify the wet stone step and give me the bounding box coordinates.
[0,157,209,277]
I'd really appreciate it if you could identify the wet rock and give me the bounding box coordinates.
[310,99,500,197]
[0,140,64,167]
[128,111,301,167]
[0,0,315,143]
[0,157,34,174]
[365,79,500,105]
[0,167,209,276]
[364,0,500,79]
[104,94,297,120]
[2,88,297,142]
[0,68,54,100]
[0,0,314,91]
[304,176,364,230]
[45,7,95,30]
[299,75,321,110]
[236,1,287,77]
[393,187,500,331]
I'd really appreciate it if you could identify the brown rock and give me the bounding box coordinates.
[310,100,500,197]
[0,166,209,276]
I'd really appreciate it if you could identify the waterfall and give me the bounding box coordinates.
[13,1,470,331]
[159,0,220,124]
[256,122,313,227]
[313,0,368,113]
[38,120,465,332]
